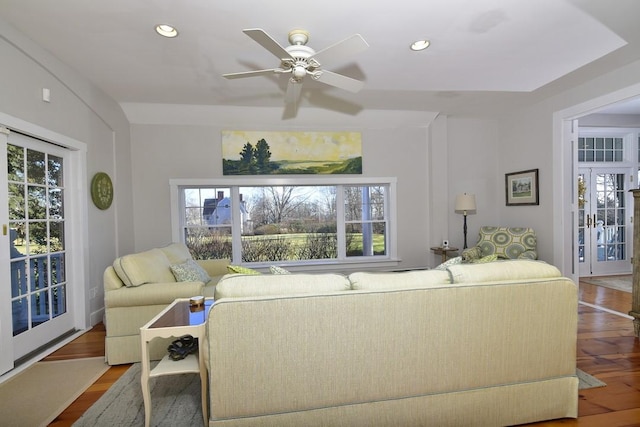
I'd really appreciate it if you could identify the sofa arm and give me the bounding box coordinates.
[104,266,124,292]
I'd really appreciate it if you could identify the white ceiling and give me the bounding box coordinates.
[2,0,640,117]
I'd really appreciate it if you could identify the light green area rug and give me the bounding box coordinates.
[73,362,202,426]
[74,363,605,426]
[581,275,632,293]
[0,357,109,427]
[577,368,606,389]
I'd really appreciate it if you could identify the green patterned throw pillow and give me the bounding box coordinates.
[170,259,211,283]
[434,256,463,270]
[227,265,261,275]
[269,265,291,274]
[472,254,498,263]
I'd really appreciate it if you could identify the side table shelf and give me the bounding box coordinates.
[149,353,200,377]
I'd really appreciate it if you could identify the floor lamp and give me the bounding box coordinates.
[455,193,477,249]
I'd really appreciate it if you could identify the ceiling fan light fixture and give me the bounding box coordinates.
[155,24,178,38]
[410,39,430,51]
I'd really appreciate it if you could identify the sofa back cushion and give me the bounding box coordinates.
[447,260,561,284]
[214,273,350,299]
[112,248,175,287]
[159,242,193,264]
[349,270,450,290]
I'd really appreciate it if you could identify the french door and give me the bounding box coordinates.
[0,130,74,372]
[577,167,633,276]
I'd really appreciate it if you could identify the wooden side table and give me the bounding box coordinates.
[140,298,213,427]
[431,246,459,263]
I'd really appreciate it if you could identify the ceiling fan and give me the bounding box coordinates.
[223,28,369,110]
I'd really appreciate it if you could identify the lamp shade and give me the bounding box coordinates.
[455,193,476,213]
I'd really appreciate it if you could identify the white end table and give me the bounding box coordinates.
[139,298,213,427]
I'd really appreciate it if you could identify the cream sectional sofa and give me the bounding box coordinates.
[103,242,229,365]
[205,260,578,426]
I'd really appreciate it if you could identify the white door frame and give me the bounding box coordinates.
[554,82,640,283]
[0,112,88,375]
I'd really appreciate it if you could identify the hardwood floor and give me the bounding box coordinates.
[45,280,640,426]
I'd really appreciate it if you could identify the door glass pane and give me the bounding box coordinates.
[26,149,45,185]
[8,183,24,219]
[12,298,28,336]
[7,144,24,181]
[47,155,63,186]
[595,173,626,262]
[577,174,586,264]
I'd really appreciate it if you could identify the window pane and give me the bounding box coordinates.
[578,136,624,163]
[345,222,387,257]
[344,186,385,221]
[185,227,232,260]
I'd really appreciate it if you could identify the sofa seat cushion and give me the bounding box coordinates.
[105,281,203,308]
[214,273,350,299]
[112,248,176,287]
[447,260,561,284]
[349,270,450,291]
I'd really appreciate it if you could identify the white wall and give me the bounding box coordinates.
[445,117,500,250]
[0,19,134,326]
[127,106,475,270]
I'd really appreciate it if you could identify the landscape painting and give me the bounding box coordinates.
[222,130,362,175]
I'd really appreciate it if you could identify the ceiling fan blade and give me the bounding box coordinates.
[285,79,303,105]
[223,68,282,79]
[315,70,365,93]
[243,28,293,60]
[312,34,369,66]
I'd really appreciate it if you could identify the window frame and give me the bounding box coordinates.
[170,176,399,271]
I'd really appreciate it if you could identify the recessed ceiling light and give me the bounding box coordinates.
[155,24,178,38]
[410,40,430,51]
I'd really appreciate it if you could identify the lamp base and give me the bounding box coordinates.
[463,214,468,249]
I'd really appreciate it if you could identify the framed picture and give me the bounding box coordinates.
[221,130,362,175]
[505,168,539,206]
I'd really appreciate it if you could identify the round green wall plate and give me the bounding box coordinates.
[91,172,113,210]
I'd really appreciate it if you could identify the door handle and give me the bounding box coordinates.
[586,214,591,228]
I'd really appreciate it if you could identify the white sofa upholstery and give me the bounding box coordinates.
[205,260,578,426]
[103,242,229,365]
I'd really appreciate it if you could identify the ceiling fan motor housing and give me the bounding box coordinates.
[288,29,310,46]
